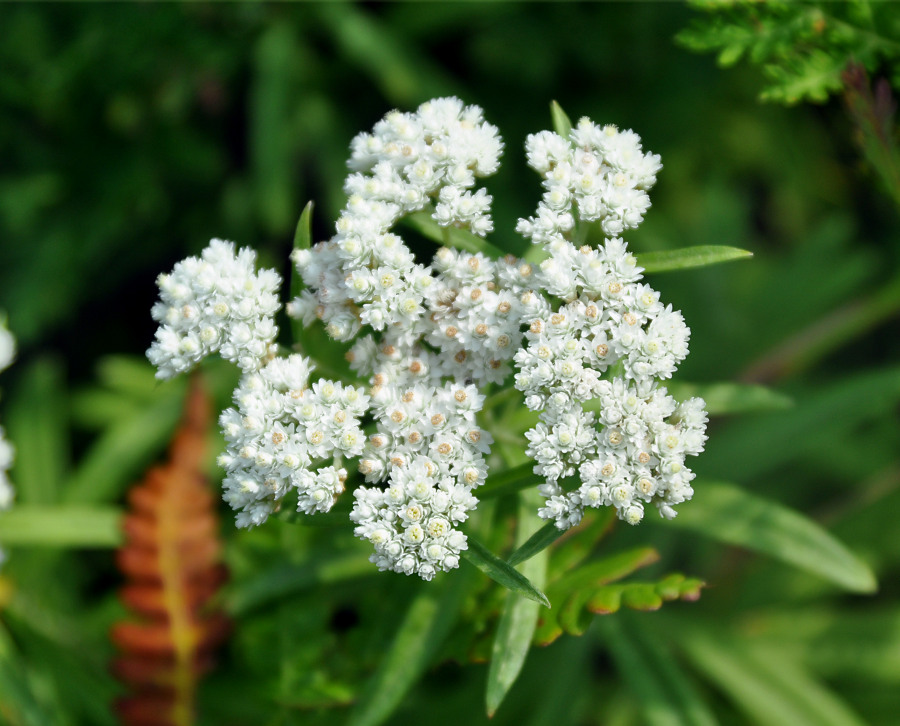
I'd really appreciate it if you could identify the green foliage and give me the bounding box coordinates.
[678,1,900,105]
[1,4,898,726]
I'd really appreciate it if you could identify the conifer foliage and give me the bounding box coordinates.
[111,379,229,726]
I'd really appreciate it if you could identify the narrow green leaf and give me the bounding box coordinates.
[250,24,305,233]
[293,201,314,253]
[0,623,58,726]
[347,574,470,726]
[636,245,752,273]
[598,617,718,726]
[289,201,314,347]
[666,381,793,415]
[486,492,547,716]
[402,210,508,259]
[747,607,900,680]
[462,537,551,608]
[551,546,660,593]
[96,356,162,402]
[0,505,121,547]
[63,380,186,504]
[550,100,573,139]
[681,631,868,726]
[656,481,877,593]
[5,357,69,505]
[508,521,563,567]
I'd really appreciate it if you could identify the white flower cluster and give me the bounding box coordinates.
[147,239,281,379]
[351,455,474,581]
[0,319,16,568]
[217,354,368,528]
[517,118,661,243]
[288,99,515,577]
[146,99,712,579]
[513,117,706,528]
[528,381,707,529]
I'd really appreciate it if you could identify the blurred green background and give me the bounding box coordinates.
[1,3,899,726]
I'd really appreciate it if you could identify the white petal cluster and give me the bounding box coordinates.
[145,100,713,572]
[0,318,15,568]
[534,381,707,529]
[514,119,706,528]
[218,354,368,528]
[289,97,503,347]
[351,455,474,581]
[350,381,492,578]
[517,119,661,244]
[147,239,281,379]
[514,243,690,411]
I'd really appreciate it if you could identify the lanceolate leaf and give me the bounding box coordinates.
[656,481,877,593]
[598,616,718,726]
[292,200,314,254]
[0,506,121,547]
[486,492,548,717]
[680,631,869,726]
[346,573,471,726]
[507,521,563,567]
[462,537,551,608]
[636,245,752,273]
[550,100,573,139]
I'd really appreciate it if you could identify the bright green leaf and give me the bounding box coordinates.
[347,573,471,726]
[507,521,563,567]
[598,616,718,726]
[63,379,186,504]
[0,506,121,547]
[5,357,69,505]
[550,100,573,139]
[681,631,868,726]
[636,245,752,273]
[656,481,877,593]
[462,537,551,608]
[486,492,548,716]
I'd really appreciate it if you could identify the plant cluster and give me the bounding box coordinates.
[146,99,710,583]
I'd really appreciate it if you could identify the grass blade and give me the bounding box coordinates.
[5,356,69,505]
[0,505,121,547]
[656,481,876,593]
[486,493,548,716]
[681,631,868,726]
[598,616,718,726]
[462,537,551,608]
[507,521,563,567]
[636,245,752,273]
[347,574,470,726]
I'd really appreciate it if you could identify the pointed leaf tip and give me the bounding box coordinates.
[293,201,314,251]
[637,245,753,273]
[463,538,551,608]
[550,100,573,140]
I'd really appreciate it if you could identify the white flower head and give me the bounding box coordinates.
[147,239,282,379]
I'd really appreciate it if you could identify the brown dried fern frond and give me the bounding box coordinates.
[111,378,230,726]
